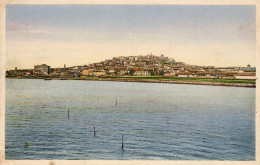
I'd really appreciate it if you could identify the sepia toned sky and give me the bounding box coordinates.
[6,5,256,70]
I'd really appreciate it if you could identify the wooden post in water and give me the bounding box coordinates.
[115,97,117,106]
[24,141,29,149]
[121,134,124,150]
[68,109,69,118]
[94,126,96,137]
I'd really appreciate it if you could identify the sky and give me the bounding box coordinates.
[6,5,256,70]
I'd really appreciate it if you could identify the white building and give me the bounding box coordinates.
[235,73,256,79]
[134,70,151,76]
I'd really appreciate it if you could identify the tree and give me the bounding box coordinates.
[151,71,157,76]
[160,71,165,76]
[130,69,135,76]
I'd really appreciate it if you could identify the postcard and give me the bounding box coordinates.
[0,0,259,165]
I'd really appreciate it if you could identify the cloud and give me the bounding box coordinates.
[7,22,50,34]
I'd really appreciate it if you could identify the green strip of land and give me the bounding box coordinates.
[98,76,256,84]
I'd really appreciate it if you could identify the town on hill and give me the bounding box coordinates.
[6,54,256,80]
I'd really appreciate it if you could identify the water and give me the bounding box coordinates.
[5,79,255,160]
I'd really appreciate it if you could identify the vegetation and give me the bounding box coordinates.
[129,69,135,76]
[105,76,256,84]
[7,76,256,85]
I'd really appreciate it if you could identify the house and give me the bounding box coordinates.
[20,70,33,76]
[120,70,128,76]
[105,68,116,74]
[82,69,89,76]
[235,73,256,79]
[82,68,94,76]
[134,70,151,76]
[178,72,191,78]
[216,67,237,72]
[93,70,106,77]
[163,72,176,77]
[196,72,207,78]
[209,72,227,78]
[189,73,198,78]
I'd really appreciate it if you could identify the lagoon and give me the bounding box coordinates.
[5,79,255,160]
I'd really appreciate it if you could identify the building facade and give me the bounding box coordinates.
[34,64,50,75]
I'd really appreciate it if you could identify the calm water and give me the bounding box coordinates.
[5,79,255,160]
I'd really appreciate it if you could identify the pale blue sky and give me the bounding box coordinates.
[6,5,256,69]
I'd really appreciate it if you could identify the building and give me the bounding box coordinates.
[163,72,176,77]
[34,64,50,75]
[15,69,34,77]
[134,70,151,76]
[216,67,237,72]
[82,68,94,76]
[82,69,89,76]
[235,73,256,79]
[93,70,106,77]
[208,72,227,78]
[105,68,116,75]
[120,69,128,76]
[178,72,191,78]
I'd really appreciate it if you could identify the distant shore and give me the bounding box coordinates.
[6,76,256,88]
[99,78,256,88]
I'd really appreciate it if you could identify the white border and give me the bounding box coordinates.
[0,1,259,165]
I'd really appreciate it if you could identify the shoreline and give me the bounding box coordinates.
[6,77,256,88]
[98,78,256,88]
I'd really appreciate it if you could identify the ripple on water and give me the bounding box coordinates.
[5,79,255,160]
